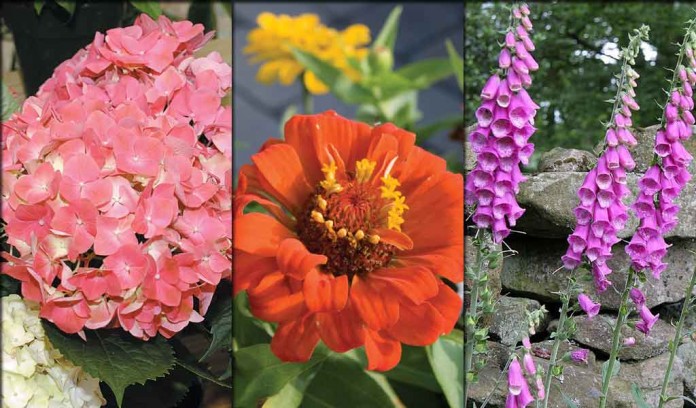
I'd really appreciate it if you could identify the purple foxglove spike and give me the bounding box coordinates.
[665,120,681,142]
[516,378,535,408]
[624,337,636,346]
[513,7,522,19]
[478,147,500,171]
[499,48,512,69]
[585,235,604,262]
[591,206,611,235]
[520,72,533,88]
[518,143,534,165]
[679,67,688,82]
[654,130,672,157]
[494,171,513,197]
[522,54,539,71]
[521,16,533,31]
[506,31,516,48]
[615,114,628,128]
[499,155,517,173]
[476,186,495,206]
[578,169,598,206]
[680,93,694,110]
[511,59,529,77]
[476,100,496,127]
[562,248,582,270]
[568,224,590,253]
[638,213,661,240]
[492,217,510,243]
[632,192,655,217]
[605,146,620,169]
[510,165,527,187]
[596,188,616,209]
[689,69,696,84]
[513,125,533,147]
[613,181,630,199]
[507,70,523,92]
[509,97,533,129]
[517,88,540,110]
[602,231,620,246]
[465,176,477,205]
[507,200,526,226]
[608,201,628,230]
[684,81,693,97]
[505,394,519,408]
[628,87,636,98]
[671,90,681,106]
[593,262,612,283]
[616,127,637,146]
[491,108,512,137]
[470,131,491,153]
[523,353,536,375]
[682,109,695,125]
[515,41,530,60]
[570,348,590,364]
[472,205,494,228]
[606,128,619,146]
[578,294,601,318]
[622,94,639,110]
[680,120,693,139]
[612,166,627,185]
[472,168,494,188]
[522,337,531,350]
[688,48,694,59]
[522,36,535,52]
[496,79,513,108]
[520,3,530,15]
[661,175,680,200]
[616,145,635,170]
[516,25,529,39]
[621,105,632,118]
[493,194,513,219]
[665,103,679,121]
[636,305,659,335]
[639,165,662,195]
[629,78,638,88]
[629,288,645,306]
[574,205,593,225]
[649,260,668,278]
[674,166,692,187]
[659,195,680,218]
[646,235,668,258]
[535,377,545,401]
[481,74,501,101]
[626,238,647,261]
[595,157,613,190]
[495,136,517,157]
[661,156,680,178]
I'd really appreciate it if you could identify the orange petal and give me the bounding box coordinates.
[364,328,401,372]
[371,123,416,161]
[303,268,348,312]
[397,246,464,283]
[387,301,445,346]
[276,238,327,280]
[428,282,463,334]
[271,314,320,362]
[247,271,305,322]
[232,250,277,295]
[369,266,438,305]
[251,143,313,215]
[316,303,365,353]
[373,228,413,251]
[350,274,399,330]
[394,145,448,197]
[234,213,295,257]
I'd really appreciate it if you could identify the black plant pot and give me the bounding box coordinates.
[2,1,124,96]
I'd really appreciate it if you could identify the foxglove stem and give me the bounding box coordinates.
[464,231,488,407]
[599,268,636,408]
[658,18,696,130]
[657,262,696,408]
[539,281,571,408]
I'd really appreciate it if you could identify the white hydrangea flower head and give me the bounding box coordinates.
[1,295,106,408]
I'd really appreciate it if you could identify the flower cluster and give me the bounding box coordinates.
[466,3,538,243]
[625,43,696,277]
[2,295,105,408]
[562,26,650,291]
[244,12,370,94]
[629,287,660,334]
[506,336,543,408]
[234,111,463,371]
[1,14,232,340]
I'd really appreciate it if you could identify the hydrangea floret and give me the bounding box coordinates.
[1,14,232,340]
[2,294,105,408]
[466,2,538,243]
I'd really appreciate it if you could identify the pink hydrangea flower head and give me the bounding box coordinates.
[0,15,231,340]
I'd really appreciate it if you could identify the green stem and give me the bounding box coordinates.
[540,288,571,408]
[658,266,696,407]
[302,83,313,114]
[658,18,696,130]
[599,268,636,408]
[463,233,487,407]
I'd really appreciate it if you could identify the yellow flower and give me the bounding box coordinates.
[244,12,371,95]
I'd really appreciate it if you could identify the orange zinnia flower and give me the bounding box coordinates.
[234,111,463,371]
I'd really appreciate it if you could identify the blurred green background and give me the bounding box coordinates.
[466,1,694,168]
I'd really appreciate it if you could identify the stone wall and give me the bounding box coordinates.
[466,125,696,407]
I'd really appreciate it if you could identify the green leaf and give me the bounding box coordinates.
[601,359,621,379]
[373,6,403,51]
[129,1,162,19]
[427,330,463,408]
[390,381,448,408]
[555,384,579,408]
[175,359,232,389]
[395,58,454,89]
[445,40,464,91]
[290,48,374,104]
[34,0,44,15]
[233,292,273,349]
[384,345,442,393]
[117,365,196,408]
[630,383,651,408]
[199,295,232,361]
[301,354,398,408]
[262,367,321,408]
[56,1,75,16]
[2,82,20,121]
[43,323,175,407]
[365,71,418,100]
[234,343,329,407]
[221,2,232,16]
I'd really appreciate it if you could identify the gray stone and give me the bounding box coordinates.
[571,315,676,361]
[489,296,549,346]
[514,170,696,239]
[678,339,696,403]
[611,351,684,408]
[659,300,696,336]
[539,147,597,172]
[501,236,696,310]
[465,124,477,172]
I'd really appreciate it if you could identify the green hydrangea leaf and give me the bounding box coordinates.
[129,1,162,19]
[43,323,175,407]
[2,82,20,121]
[199,294,232,362]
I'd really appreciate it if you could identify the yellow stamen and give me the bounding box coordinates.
[324,220,334,230]
[311,210,325,223]
[368,234,380,245]
[316,195,328,211]
[320,160,342,194]
[355,230,365,240]
[355,159,376,183]
[337,228,347,238]
[380,173,408,232]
